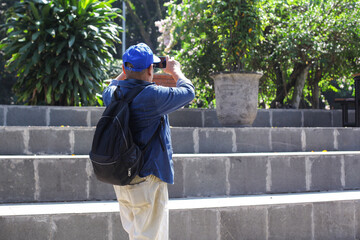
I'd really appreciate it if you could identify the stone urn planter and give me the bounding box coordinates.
[211,72,263,127]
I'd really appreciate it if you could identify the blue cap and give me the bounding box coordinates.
[123,43,161,72]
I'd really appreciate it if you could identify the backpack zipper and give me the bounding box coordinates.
[128,168,131,177]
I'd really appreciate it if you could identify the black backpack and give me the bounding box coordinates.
[89,85,162,186]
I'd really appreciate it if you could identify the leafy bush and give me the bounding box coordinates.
[157,0,360,109]
[157,0,262,108]
[0,0,17,104]
[250,0,360,108]
[1,0,121,105]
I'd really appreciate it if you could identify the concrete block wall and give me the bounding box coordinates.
[169,108,347,128]
[1,192,360,240]
[0,105,102,127]
[1,104,360,239]
[172,127,360,153]
[0,156,115,203]
[172,153,360,198]
[173,200,360,240]
[1,152,360,203]
[0,212,128,240]
[1,126,360,155]
[0,105,350,127]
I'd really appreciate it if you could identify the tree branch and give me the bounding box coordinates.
[141,0,151,20]
[154,0,162,19]
[125,0,154,49]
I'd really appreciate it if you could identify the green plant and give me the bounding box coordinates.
[251,0,360,109]
[0,0,17,104]
[164,0,262,72]
[0,0,121,105]
[124,0,166,50]
[157,0,262,108]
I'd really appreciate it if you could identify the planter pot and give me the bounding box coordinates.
[211,72,263,127]
[153,74,176,87]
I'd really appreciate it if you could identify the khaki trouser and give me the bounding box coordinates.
[113,175,169,240]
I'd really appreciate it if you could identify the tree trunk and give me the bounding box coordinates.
[125,0,154,49]
[270,63,286,108]
[311,65,322,109]
[290,64,311,108]
[312,83,320,109]
[270,63,296,108]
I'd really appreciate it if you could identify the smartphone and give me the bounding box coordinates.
[154,56,166,68]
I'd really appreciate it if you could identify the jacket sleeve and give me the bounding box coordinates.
[102,82,118,107]
[154,78,195,116]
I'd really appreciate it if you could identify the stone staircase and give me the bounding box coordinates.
[1,105,360,239]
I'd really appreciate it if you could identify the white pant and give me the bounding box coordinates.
[113,175,169,240]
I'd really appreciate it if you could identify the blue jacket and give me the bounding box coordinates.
[102,78,195,184]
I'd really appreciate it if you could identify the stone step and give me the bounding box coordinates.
[1,152,360,203]
[0,105,348,128]
[1,126,359,155]
[1,191,360,239]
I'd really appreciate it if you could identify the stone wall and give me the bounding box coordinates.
[0,105,351,127]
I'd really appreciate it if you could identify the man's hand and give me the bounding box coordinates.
[163,56,187,81]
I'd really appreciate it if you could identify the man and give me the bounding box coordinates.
[102,43,195,240]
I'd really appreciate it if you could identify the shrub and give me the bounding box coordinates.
[0,0,17,104]
[157,0,262,108]
[1,0,121,105]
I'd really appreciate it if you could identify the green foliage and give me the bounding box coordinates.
[158,0,360,109]
[158,0,262,108]
[251,0,360,108]
[0,0,17,104]
[1,0,122,105]
[104,59,123,80]
[123,0,166,51]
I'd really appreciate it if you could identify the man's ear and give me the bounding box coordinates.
[115,65,126,80]
[147,65,153,75]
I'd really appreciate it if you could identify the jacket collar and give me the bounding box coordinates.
[124,78,154,86]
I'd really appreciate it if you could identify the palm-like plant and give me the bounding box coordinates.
[1,0,121,105]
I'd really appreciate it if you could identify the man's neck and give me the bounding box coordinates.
[126,74,152,83]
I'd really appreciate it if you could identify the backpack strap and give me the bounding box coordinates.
[124,85,146,103]
[112,85,146,103]
[113,85,165,152]
[143,116,165,152]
